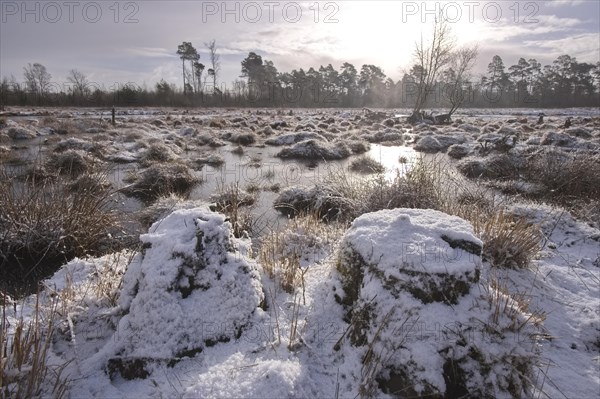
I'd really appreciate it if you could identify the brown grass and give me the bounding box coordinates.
[1,293,69,399]
[313,158,542,269]
[525,149,600,201]
[123,163,200,203]
[259,213,343,292]
[469,210,541,269]
[349,156,385,174]
[0,168,120,297]
[45,150,99,178]
[210,183,255,238]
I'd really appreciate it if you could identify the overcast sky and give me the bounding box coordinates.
[1,0,599,91]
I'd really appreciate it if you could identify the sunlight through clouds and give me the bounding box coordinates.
[0,0,597,86]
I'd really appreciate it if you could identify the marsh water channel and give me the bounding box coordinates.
[4,118,420,246]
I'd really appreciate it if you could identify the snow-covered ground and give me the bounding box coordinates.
[1,107,599,398]
[5,202,597,398]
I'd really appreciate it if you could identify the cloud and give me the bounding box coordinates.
[227,24,341,59]
[148,63,181,85]
[523,33,600,62]
[212,47,247,56]
[544,0,586,8]
[126,47,175,59]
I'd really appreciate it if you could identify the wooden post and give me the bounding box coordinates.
[111,107,116,126]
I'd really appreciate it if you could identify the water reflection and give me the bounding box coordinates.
[366,144,418,182]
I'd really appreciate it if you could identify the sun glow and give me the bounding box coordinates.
[325,2,480,78]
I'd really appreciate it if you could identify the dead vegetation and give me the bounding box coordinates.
[122,163,200,203]
[277,157,543,270]
[349,156,385,174]
[458,147,600,228]
[0,167,120,296]
[209,183,255,238]
[1,295,69,399]
[259,213,343,293]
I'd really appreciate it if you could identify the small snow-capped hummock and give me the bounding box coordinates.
[276,139,352,160]
[338,208,482,305]
[335,208,544,397]
[265,131,327,146]
[447,143,471,159]
[6,126,37,140]
[178,126,197,136]
[414,134,465,153]
[105,207,264,380]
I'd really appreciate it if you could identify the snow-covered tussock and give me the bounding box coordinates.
[106,207,264,379]
[335,208,544,397]
[414,134,466,153]
[276,139,352,160]
[265,131,327,146]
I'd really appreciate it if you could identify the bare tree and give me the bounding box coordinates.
[66,69,90,98]
[205,39,221,90]
[409,16,455,122]
[442,46,478,117]
[194,62,205,93]
[189,50,200,93]
[23,63,52,96]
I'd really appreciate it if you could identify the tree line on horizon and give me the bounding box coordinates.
[1,48,599,110]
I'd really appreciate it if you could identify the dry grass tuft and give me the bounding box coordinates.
[123,163,200,203]
[464,209,541,269]
[140,143,178,166]
[1,294,69,399]
[0,168,120,296]
[525,149,600,200]
[41,117,79,136]
[483,277,546,332]
[210,183,255,238]
[45,150,99,178]
[291,157,542,269]
[136,193,186,228]
[349,156,385,174]
[259,213,343,293]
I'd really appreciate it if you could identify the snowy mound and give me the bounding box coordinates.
[265,131,327,146]
[276,139,352,160]
[338,208,482,305]
[107,207,264,379]
[6,126,36,139]
[274,185,357,221]
[414,134,465,153]
[335,208,543,397]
